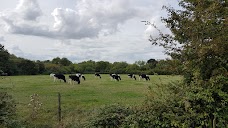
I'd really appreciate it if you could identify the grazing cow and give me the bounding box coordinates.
[139,74,150,81]
[50,73,56,82]
[95,73,101,78]
[76,73,86,80]
[50,73,55,78]
[69,75,80,84]
[128,74,136,80]
[54,74,66,82]
[110,74,121,81]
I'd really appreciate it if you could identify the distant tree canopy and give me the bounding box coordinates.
[18,60,38,75]
[147,58,158,69]
[0,44,182,75]
[51,57,72,66]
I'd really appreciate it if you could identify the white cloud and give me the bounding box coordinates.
[0,0,180,63]
[15,0,42,21]
[0,36,5,42]
[0,0,140,40]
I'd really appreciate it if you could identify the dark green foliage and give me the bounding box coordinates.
[122,82,190,128]
[146,0,228,127]
[0,44,10,73]
[153,59,182,75]
[52,57,72,66]
[110,62,128,74]
[88,104,133,128]
[0,91,16,127]
[95,61,111,73]
[18,59,39,75]
[36,61,45,74]
[147,58,158,69]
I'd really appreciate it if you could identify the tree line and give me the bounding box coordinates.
[0,44,182,75]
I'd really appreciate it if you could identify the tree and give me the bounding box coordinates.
[153,59,173,75]
[0,44,10,72]
[36,60,45,74]
[44,63,61,74]
[125,63,140,74]
[134,60,148,72]
[110,62,128,74]
[77,60,96,73]
[134,60,146,67]
[146,58,158,69]
[18,60,39,75]
[95,61,111,73]
[59,57,72,66]
[51,57,61,65]
[146,0,227,127]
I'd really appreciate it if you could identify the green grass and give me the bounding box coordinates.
[0,74,182,126]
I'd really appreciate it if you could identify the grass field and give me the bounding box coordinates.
[0,74,182,126]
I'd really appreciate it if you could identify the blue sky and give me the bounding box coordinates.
[0,0,179,63]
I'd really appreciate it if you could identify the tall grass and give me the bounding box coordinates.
[0,74,182,126]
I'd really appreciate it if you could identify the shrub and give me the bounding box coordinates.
[0,91,16,127]
[87,104,133,128]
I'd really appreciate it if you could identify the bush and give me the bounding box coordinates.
[87,104,133,128]
[122,82,195,128]
[0,91,16,127]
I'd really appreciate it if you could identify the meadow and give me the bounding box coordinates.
[0,74,182,126]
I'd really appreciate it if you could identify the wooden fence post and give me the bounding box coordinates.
[58,92,61,123]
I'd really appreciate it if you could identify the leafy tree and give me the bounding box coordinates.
[146,0,227,127]
[95,61,111,73]
[110,62,128,74]
[134,60,148,72]
[77,60,96,73]
[18,60,39,75]
[51,57,61,65]
[44,63,61,74]
[0,44,10,72]
[36,61,45,74]
[146,58,158,69]
[59,57,72,66]
[125,64,140,74]
[153,59,173,75]
[134,60,146,67]
[73,63,83,73]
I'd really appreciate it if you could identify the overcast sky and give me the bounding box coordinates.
[0,0,179,63]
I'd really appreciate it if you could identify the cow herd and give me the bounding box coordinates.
[50,73,151,84]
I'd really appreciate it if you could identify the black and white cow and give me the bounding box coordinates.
[69,75,80,84]
[128,74,136,80]
[110,74,121,81]
[76,73,86,80]
[95,73,101,78]
[50,73,55,78]
[54,74,66,82]
[139,74,150,81]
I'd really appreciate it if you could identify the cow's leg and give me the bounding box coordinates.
[68,79,71,84]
